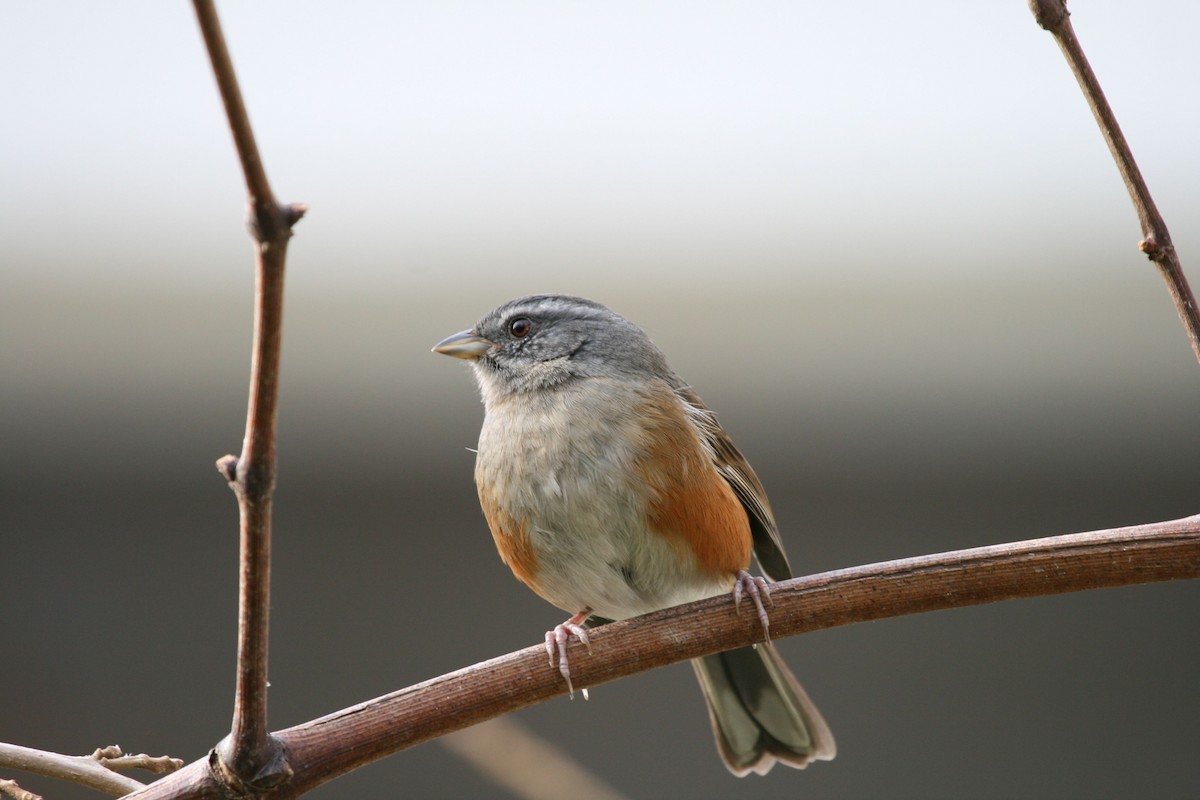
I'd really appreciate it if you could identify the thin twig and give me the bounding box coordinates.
[191,0,304,792]
[1028,0,1200,363]
[91,747,184,776]
[0,743,145,798]
[192,0,273,231]
[123,515,1200,799]
[0,779,43,800]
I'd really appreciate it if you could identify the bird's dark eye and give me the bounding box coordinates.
[509,317,533,338]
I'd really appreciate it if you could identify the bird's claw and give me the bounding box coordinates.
[544,609,593,699]
[733,569,773,640]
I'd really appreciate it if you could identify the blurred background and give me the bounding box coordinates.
[2,1,1198,798]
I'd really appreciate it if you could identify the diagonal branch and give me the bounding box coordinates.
[192,0,305,793]
[1028,0,1200,364]
[123,515,1200,799]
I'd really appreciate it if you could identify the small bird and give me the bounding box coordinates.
[433,294,835,776]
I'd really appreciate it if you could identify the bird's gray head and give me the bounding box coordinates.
[432,294,672,395]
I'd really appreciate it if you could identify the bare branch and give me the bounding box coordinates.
[127,6,1195,800]
[0,743,145,798]
[1029,0,1200,363]
[124,515,1199,799]
[190,0,304,792]
[91,747,183,776]
[0,779,43,800]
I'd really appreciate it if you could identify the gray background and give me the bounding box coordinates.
[3,2,1198,798]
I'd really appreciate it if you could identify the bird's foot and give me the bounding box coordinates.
[733,570,773,640]
[545,608,593,699]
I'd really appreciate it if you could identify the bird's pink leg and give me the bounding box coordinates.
[545,608,593,698]
[732,570,773,640]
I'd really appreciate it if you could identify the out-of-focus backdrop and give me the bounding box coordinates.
[3,2,1198,798]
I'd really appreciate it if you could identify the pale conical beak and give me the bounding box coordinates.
[432,329,493,360]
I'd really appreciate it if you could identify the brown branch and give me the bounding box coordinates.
[132,6,1194,800]
[0,779,42,800]
[123,515,1199,799]
[1028,0,1200,364]
[91,747,184,777]
[191,0,305,792]
[0,743,146,797]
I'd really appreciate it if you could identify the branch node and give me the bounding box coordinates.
[244,200,306,247]
[210,738,292,800]
[1138,236,1174,263]
[216,455,239,483]
[1028,0,1069,31]
[91,745,122,761]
